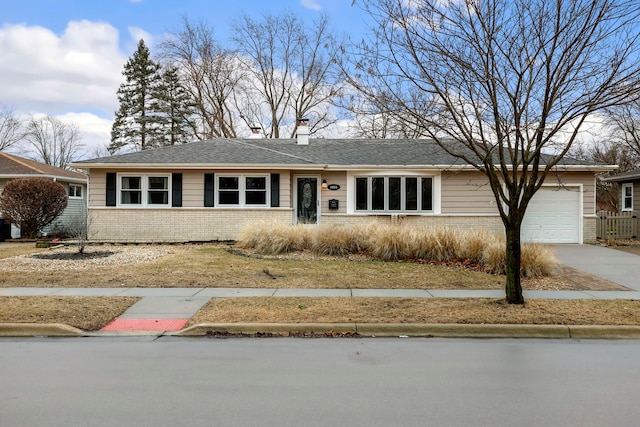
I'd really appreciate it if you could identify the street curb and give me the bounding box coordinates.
[175,323,357,336]
[568,325,640,339]
[4,323,640,339]
[175,323,640,339]
[0,323,85,337]
[356,323,571,338]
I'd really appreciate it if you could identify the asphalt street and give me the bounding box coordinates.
[1,337,640,427]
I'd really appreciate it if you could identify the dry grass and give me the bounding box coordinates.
[190,297,640,326]
[0,242,624,291]
[0,243,508,289]
[238,223,558,277]
[0,296,139,330]
[238,222,310,254]
[0,242,46,259]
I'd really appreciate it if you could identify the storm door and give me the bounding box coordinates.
[296,176,318,224]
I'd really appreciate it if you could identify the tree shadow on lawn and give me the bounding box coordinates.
[31,251,115,261]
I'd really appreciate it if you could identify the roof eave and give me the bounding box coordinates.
[0,174,87,183]
[69,162,326,171]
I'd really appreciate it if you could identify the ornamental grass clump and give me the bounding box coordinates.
[237,222,557,277]
[409,227,464,261]
[368,224,415,261]
[456,229,497,262]
[520,243,558,278]
[311,224,369,255]
[480,240,506,275]
[237,222,309,254]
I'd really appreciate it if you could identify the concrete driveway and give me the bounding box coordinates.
[553,245,640,291]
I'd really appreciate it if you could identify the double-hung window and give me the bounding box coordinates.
[355,176,433,212]
[119,174,170,207]
[622,183,633,212]
[217,174,268,207]
[68,184,83,199]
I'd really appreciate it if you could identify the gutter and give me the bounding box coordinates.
[69,163,613,172]
[69,163,327,171]
[0,174,87,184]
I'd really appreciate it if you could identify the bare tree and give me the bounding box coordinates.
[575,139,640,211]
[606,103,640,158]
[344,95,426,138]
[158,18,241,139]
[0,106,23,151]
[232,13,344,138]
[349,0,640,303]
[24,115,82,169]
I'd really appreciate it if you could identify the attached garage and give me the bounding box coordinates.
[521,186,582,244]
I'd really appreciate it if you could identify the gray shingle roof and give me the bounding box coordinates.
[601,168,640,182]
[73,138,605,168]
[0,152,87,181]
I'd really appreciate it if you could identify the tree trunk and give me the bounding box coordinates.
[21,221,38,239]
[504,224,524,304]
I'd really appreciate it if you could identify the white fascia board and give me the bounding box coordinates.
[0,174,87,184]
[324,164,476,171]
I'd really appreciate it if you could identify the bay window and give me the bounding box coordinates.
[355,176,433,212]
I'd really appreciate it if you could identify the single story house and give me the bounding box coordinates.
[71,126,611,244]
[601,168,640,213]
[0,152,88,239]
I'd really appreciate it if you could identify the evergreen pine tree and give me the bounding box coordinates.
[110,39,162,153]
[150,66,197,146]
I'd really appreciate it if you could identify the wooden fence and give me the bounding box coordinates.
[596,211,638,240]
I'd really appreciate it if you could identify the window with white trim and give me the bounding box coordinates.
[355,176,433,212]
[118,174,170,207]
[68,184,83,199]
[622,183,633,211]
[217,174,269,207]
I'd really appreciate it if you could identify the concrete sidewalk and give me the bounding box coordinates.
[3,286,640,338]
[3,286,640,331]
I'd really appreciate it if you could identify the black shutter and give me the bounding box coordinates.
[106,172,116,206]
[172,173,183,207]
[270,173,280,207]
[204,173,215,207]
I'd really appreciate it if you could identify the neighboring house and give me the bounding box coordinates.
[0,152,87,239]
[71,124,612,244]
[601,168,640,213]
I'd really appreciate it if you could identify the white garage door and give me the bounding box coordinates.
[521,187,581,244]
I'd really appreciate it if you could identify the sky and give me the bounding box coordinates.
[0,0,372,159]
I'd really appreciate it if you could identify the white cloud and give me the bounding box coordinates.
[0,21,125,116]
[126,26,153,52]
[300,0,322,11]
[56,112,113,159]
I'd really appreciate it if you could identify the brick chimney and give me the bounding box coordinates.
[296,118,309,145]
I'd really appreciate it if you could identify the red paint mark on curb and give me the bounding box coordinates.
[101,318,189,331]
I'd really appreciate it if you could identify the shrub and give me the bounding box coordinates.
[481,240,507,274]
[237,221,309,254]
[0,177,68,238]
[368,224,414,261]
[456,229,495,261]
[237,222,558,277]
[312,224,364,255]
[521,244,558,278]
